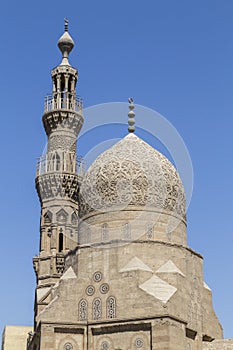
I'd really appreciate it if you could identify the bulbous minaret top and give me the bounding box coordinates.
[57,18,74,66]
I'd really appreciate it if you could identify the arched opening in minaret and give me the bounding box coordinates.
[60,78,65,94]
[58,231,63,252]
[52,152,60,171]
[60,75,68,108]
[68,79,72,93]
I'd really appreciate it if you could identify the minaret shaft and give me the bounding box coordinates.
[33,23,83,323]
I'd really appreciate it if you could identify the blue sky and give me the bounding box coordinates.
[0,0,233,339]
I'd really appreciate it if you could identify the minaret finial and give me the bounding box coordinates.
[128,97,135,133]
[57,19,74,65]
[64,18,68,32]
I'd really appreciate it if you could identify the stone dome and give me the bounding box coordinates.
[79,134,186,220]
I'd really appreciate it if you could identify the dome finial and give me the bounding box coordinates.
[128,97,135,133]
[64,18,69,32]
[57,19,74,65]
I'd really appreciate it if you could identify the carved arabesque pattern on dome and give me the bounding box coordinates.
[96,160,148,204]
[79,134,186,219]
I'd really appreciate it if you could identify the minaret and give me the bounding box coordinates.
[33,20,84,317]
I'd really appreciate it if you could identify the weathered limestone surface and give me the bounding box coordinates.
[1,326,32,350]
[203,339,233,349]
[32,238,222,349]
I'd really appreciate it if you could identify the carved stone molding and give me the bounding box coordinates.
[36,173,80,202]
[52,65,78,78]
[43,110,83,136]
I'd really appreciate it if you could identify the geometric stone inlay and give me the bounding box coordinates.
[93,298,102,320]
[135,339,144,348]
[100,283,109,294]
[119,257,153,273]
[64,343,73,350]
[93,271,102,283]
[156,260,185,276]
[79,299,88,321]
[86,285,95,296]
[107,296,116,319]
[139,275,177,303]
[60,266,77,280]
[101,341,109,350]
[36,287,51,302]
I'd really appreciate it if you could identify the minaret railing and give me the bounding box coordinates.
[36,152,85,176]
[44,92,83,112]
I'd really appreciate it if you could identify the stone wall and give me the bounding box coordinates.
[1,326,32,350]
[203,339,233,349]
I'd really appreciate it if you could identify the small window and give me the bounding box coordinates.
[59,231,63,252]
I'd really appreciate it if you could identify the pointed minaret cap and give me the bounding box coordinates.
[128,97,135,133]
[58,18,74,66]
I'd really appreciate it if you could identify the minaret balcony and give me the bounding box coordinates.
[36,152,85,177]
[44,92,83,113]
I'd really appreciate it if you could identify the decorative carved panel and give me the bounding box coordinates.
[106,296,116,319]
[78,299,88,321]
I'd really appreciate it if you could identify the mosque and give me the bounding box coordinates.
[2,21,233,350]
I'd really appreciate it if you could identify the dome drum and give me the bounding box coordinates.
[78,209,187,246]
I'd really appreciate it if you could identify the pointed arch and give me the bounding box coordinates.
[93,297,102,320]
[52,152,60,171]
[71,211,78,225]
[106,296,116,319]
[78,299,88,321]
[58,229,63,252]
[56,208,68,223]
[44,210,52,224]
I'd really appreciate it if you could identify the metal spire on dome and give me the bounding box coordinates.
[128,97,135,133]
[64,17,69,31]
[57,18,75,65]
